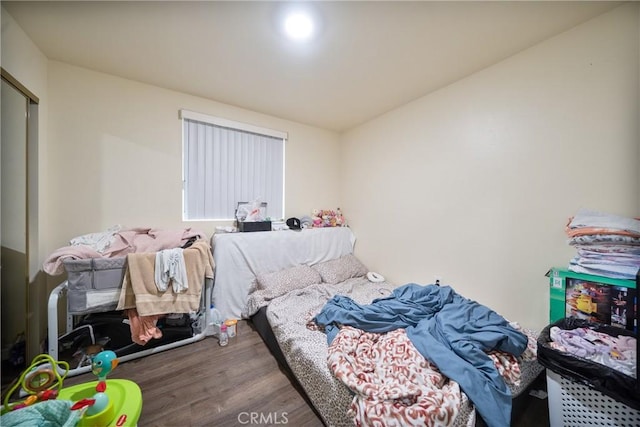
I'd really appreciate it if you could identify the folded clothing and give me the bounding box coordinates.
[566,209,640,280]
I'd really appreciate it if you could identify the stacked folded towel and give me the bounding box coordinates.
[566,209,640,280]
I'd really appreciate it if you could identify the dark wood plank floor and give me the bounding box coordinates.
[61,320,322,427]
[59,320,549,427]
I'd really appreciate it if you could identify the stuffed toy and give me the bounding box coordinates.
[311,208,346,227]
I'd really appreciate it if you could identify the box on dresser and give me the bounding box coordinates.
[237,221,272,232]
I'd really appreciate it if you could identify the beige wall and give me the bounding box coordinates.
[45,62,341,255]
[341,3,640,331]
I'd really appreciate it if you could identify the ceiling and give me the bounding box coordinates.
[3,1,621,132]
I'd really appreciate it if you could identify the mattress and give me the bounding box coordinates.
[63,256,127,314]
[252,277,544,426]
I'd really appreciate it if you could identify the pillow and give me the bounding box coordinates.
[255,264,322,292]
[312,254,368,284]
[242,265,322,318]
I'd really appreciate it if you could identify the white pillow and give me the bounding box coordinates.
[243,265,323,318]
[255,264,322,292]
[312,254,368,284]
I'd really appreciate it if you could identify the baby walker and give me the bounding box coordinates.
[2,351,142,427]
[2,354,69,413]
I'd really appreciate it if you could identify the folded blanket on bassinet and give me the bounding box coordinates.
[116,240,214,316]
[43,227,207,275]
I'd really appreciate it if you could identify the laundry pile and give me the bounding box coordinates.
[549,326,636,378]
[566,209,640,280]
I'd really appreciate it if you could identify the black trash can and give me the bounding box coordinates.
[537,317,640,426]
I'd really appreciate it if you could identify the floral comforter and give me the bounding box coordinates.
[328,326,536,426]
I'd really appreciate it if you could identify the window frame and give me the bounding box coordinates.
[180,109,287,221]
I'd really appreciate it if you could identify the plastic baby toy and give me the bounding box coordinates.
[91,350,119,392]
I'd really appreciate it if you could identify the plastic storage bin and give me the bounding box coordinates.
[546,370,640,426]
[539,296,640,426]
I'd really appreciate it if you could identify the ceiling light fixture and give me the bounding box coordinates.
[284,12,314,41]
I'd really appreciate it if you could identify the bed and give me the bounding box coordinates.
[246,269,542,426]
[211,228,544,426]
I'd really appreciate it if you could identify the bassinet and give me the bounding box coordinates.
[48,241,215,377]
[63,257,127,314]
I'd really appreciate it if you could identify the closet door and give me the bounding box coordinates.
[1,77,29,366]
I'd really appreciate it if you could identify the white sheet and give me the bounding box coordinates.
[211,227,356,320]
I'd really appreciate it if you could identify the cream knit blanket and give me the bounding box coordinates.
[116,240,214,316]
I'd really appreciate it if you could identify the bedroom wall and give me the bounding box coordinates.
[341,3,640,331]
[44,61,341,257]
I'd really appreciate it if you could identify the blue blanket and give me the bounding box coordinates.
[313,283,528,427]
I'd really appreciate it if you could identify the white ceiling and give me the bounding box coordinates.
[3,1,621,132]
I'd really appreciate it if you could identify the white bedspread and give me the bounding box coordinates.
[211,227,355,320]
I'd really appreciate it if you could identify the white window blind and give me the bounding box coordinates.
[181,110,286,221]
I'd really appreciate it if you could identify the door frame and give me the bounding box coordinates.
[1,67,39,363]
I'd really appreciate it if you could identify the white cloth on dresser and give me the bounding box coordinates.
[211,227,356,320]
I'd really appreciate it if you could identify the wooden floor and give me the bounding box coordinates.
[58,320,549,426]
[62,320,322,426]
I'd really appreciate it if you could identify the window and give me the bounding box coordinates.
[181,110,286,221]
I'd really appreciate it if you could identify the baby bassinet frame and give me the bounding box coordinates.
[47,277,214,377]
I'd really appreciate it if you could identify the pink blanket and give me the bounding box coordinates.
[43,227,207,275]
[328,326,523,427]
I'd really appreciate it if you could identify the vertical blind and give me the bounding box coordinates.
[183,118,285,220]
